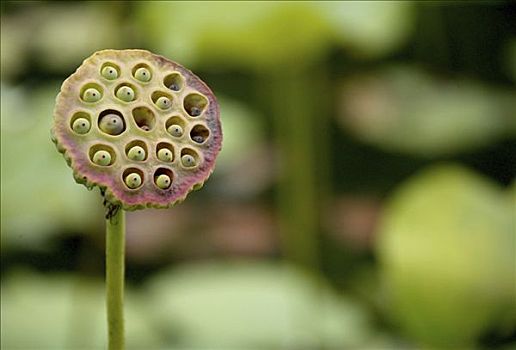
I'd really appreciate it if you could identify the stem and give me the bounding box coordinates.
[106,208,125,350]
[270,65,321,271]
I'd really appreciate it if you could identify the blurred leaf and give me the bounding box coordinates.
[320,1,414,58]
[377,164,515,347]
[1,3,123,76]
[0,14,32,79]
[146,260,372,349]
[215,96,264,170]
[137,2,331,70]
[0,270,162,350]
[0,83,100,249]
[31,3,123,72]
[339,66,516,156]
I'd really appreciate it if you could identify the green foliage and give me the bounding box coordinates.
[0,83,100,249]
[146,261,373,349]
[377,164,515,346]
[0,270,162,350]
[339,66,514,156]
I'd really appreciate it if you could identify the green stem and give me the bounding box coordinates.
[270,65,321,271]
[106,208,125,350]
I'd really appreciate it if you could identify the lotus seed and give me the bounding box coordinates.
[192,135,204,143]
[83,88,101,102]
[92,150,111,166]
[167,124,183,137]
[101,66,118,80]
[155,174,171,189]
[99,114,124,135]
[181,154,196,167]
[116,86,135,102]
[125,173,142,189]
[134,67,151,82]
[155,96,171,110]
[168,83,179,91]
[72,118,90,134]
[190,106,201,116]
[157,148,173,162]
[128,146,146,161]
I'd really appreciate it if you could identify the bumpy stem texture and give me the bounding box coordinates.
[106,208,125,350]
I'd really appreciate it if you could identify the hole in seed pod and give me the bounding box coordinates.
[183,93,208,117]
[164,72,184,92]
[70,111,92,134]
[115,82,137,102]
[122,167,144,190]
[80,83,103,103]
[98,109,126,136]
[165,115,187,137]
[180,147,200,169]
[100,62,120,80]
[125,140,148,161]
[132,106,156,131]
[89,144,116,166]
[190,124,210,144]
[154,168,174,190]
[151,91,173,110]
[156,142,175,162]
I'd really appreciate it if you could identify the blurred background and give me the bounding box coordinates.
[1,1,515,349]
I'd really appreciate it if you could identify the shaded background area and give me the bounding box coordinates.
[1,1,515,349]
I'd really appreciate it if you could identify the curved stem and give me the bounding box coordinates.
[106,208,125,350]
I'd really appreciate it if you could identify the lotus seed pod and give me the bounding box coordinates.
[72,118,90,134]
[157,148,173,162]
[101,66,118,80]
[51,49,222,210]
[155,96,171,110]
[93,150,111,166]
[127,146,146,161]
[116,85,135,102]
[125,173,142,189]
[155,174,171,189]
[181,154,196,168]
[134,67,151,82]
[83,88,101,102]
[167,124,183,137]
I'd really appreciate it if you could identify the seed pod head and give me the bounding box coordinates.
[51,49,222,210]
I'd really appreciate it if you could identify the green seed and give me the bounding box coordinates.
[155,174,171,189]
[99,114,124,135]
[157,148,173,162]
[155,96,171,109]
[116,86,135,102]
[181,154,196,167]
[125,173,142,189]
[72,118,90,134]
[127,146,146,161]
[167,124,183,137]
[101,66,118,80]
[82,88,101,102]
[92,150,111,166]
[134,67,151,82]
